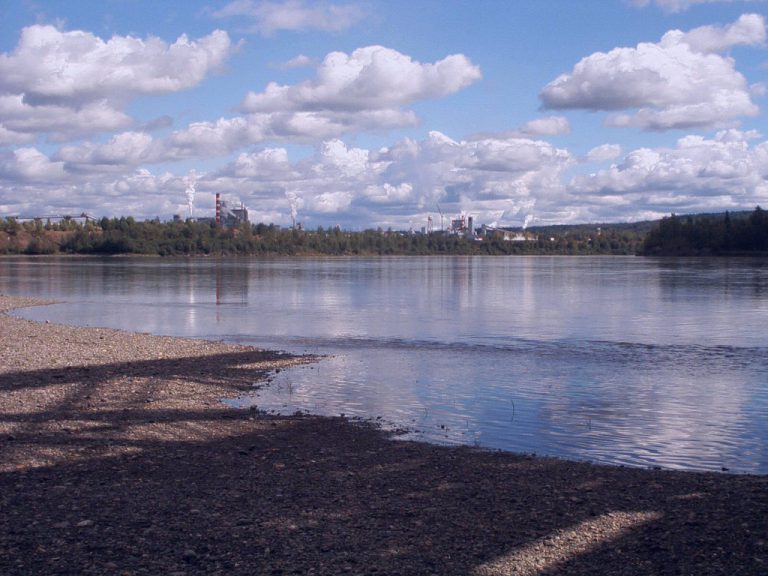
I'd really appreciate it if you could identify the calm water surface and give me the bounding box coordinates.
[2,255,767,473]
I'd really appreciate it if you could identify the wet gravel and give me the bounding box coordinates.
[1,294,766,575]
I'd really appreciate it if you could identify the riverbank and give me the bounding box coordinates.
[1,295,766,575]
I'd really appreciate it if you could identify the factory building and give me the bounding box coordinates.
[450,215,475,238]
[215,193,249,227]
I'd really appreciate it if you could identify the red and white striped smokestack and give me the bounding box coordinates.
[215,193,221,225]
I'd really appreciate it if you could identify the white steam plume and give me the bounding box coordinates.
[523,214,536,230]
[184,171,199,218]
[285,191,300,228]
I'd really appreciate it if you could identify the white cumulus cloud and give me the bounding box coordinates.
[670,13,765,54]
[0,25,234,143]
[540,14,765,131]
[227,148,296,179]
[171,130,575,229]
[0,148,67,183]
[586,144,623,163]
[0,94,132,143]
[55,132,155,172]
[278,54,315,69]
[0,25,233,105]
[569,129,768,218]
[519,116,572,137]
[241,45,481,113]
[364,183,415,204]
[91,45,481,157]
[5,129,768,227]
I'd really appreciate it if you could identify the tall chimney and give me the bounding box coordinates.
[215,193,221,225]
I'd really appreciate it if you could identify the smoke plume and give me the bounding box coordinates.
[285,191,300,227]
[184,171,198,218]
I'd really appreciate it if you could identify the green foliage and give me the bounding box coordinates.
[1,217,21,236]
[640,207,768,256]
[0,215,654,256]
[24,236,57,255]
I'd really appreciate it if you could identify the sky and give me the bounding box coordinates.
[2,0,768,230]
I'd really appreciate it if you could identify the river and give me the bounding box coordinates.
[2,255,767,473]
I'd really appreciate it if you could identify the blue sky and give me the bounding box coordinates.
[1,0,768,229]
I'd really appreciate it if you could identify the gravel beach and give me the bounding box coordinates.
[1,294,766,575]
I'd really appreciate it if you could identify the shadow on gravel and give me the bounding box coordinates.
[1,352,767,575]
[0,349,291,392]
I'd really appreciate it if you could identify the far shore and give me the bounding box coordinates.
[1,294,766,575]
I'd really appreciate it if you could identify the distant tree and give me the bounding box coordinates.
[641,207,768,256]
[5,217,20,236]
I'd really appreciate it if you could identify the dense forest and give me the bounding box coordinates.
[0,215,648,256]
[639,207,768,256]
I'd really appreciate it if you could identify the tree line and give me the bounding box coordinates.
[639,207,768,256]
[10,209,768,257]
[0,216,646,256]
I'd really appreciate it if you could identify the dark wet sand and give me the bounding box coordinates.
[1,294,766,575]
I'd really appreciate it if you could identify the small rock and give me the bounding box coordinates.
[76,519,94,527]
[182,549,198,562]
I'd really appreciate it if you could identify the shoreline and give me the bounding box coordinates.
[1,294,766,575]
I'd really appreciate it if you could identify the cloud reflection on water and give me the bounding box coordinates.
[4,256,768,472]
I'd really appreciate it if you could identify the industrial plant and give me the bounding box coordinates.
[175,193,249,228]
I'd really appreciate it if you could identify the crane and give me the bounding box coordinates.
[436,203,445,231]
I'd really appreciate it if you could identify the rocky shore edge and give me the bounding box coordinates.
[1,294,766,575]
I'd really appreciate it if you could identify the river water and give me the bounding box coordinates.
[2,255,767,473]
